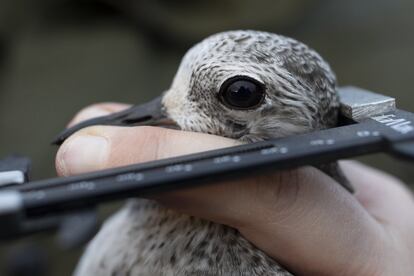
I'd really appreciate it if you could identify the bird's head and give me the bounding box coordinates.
[162,30,339,142]
[54,30,339,145]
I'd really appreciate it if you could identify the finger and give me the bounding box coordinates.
[340,161,414,241]
[55,126,389,275]
[67,102,131,127]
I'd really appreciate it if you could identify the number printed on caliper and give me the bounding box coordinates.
[165,164,193,173]
[116,173,144,182]
[310,139,335,146]
[213,155,241,164]
[260,147,288,155]
[373,114,414,134]
[69,181,96,191]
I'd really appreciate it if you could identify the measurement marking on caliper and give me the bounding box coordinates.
[165,164,193,173]
[213,155,241,164]
[116,173,144,182]
[260,147,288,155]
[357,130,380,137]
[69,181,96,191]
[310,139,335,146]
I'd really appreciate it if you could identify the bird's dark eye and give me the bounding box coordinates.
[219,76,265,110]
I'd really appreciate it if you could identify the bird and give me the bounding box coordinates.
[67,30,349,276]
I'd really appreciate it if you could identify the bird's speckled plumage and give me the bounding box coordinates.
[75,30,340,276]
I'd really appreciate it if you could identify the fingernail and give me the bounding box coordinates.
[58,134,109,176]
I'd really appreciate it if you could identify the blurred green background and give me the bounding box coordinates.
[0,0,413,275]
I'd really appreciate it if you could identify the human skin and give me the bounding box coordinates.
[55,103,414,276]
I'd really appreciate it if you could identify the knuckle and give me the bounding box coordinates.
[258,169,302,208]
[128,126,171,160]
[251,167,322,222]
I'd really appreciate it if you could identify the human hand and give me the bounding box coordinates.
[56,103,414,276]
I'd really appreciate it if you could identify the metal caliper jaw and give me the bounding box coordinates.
[339,86,414,159]
[338,86,396,121]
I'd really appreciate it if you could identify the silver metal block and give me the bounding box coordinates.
[338,86,396,121]
[0,171,25,187]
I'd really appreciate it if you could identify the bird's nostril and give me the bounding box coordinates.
[123,116,153,125]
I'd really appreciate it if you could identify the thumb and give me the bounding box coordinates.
[55,125,238,176]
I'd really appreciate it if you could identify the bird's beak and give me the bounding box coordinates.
[52,96,179,145]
